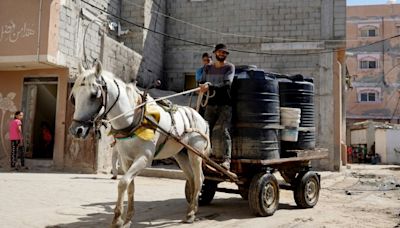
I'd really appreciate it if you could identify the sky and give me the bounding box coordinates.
[347,0,395,5]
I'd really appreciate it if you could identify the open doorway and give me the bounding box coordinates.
[22,77,57,159]
[184,73,196,90]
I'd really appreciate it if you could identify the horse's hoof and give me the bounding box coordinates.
[110,224,122,228]
[123,221,132,228]
[111,218,124,228]
[183,215,195,224]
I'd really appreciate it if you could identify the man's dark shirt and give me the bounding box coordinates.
[200,62,235,106]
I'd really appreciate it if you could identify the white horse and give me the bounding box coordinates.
[69,62,211,227]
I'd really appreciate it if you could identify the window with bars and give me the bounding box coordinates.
[360,26,379,37]
[359,91,379,102]
[360,60,377,69]
[360,28,377,37]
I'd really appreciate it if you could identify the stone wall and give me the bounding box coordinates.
[163,0,346,170]
[55,0,346,171]
[58,0,141,173]
[164,0,345,91]
[121,0,166,87]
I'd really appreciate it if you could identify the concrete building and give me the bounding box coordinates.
[0,0,346,172]
[346,3,400,134]
[164,0,346,171]
[0,0,152,172]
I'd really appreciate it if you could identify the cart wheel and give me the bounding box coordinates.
[293,171,320,208]
[238,184,249,200]
[248,173,279,216]
[185,179,217,206]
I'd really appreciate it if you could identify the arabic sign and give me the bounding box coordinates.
[0,20,35,43]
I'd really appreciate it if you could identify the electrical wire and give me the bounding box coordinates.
[390,96,400,121]
[79,0,400,93]
[123,0,363,43]
[346,34,400,53]
[347,61,400,90]
[81,0,214,49]
[346,60,400,114]
[83,18,98,69]
[79,0,400,83]
[77,1,400,120]
[80,0,400,56]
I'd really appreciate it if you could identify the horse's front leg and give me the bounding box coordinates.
[124,180,135,227]
[114,154,150,227]
[111,179,126,227]
[111,157,131,228]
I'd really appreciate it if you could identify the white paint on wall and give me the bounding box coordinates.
[0,21,35,43]
[0,92,17,159]
[375,128,400,165]
[351,129,368,145]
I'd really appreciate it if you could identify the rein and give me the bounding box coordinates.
[109,91,147,139]
[105,83,212,124]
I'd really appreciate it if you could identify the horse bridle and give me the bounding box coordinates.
[71,75,120,129]
[71,74,157,139]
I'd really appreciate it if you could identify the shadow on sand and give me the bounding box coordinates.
[45,197,300,228]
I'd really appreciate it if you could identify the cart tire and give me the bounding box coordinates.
[248,173,279,216]
[238,184,249,200]
[293,171,320,208]
[185,179,217,206]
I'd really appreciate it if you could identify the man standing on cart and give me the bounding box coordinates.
[199,43,235,170]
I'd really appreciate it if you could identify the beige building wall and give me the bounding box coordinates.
[0,0,61,70]
[1,0,347,172]
[375,128,400,164]
[0,0,139,173]
[0,69,68,169]
[346,4,400,127]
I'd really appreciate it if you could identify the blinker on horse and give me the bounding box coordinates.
[69,61,211,227]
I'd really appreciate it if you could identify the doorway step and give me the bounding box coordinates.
[25,158,53,171]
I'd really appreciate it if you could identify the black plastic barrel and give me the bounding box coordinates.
[231,69,280,160]
[278,75,315,153]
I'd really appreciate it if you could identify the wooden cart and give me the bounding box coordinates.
[145,115,328,217]
[184,148,328,217]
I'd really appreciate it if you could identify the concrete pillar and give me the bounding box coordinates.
[315,51,336,170]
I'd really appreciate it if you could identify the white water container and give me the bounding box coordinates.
[280,107,301,127]
[280,107,301,141]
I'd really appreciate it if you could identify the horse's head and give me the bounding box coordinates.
[69,61,106,139]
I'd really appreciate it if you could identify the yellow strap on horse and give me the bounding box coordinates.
[133,104,161,141]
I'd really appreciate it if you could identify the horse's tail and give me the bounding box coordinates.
[204,122,211,157]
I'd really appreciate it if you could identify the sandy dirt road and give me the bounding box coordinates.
[0,164,399,228]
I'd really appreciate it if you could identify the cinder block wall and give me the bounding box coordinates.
[165,0,345,89]
[121,0,166,87]
[58,0,144,173]
[56,0,346,171]
[164,0,346,170]
[58,0,122,75]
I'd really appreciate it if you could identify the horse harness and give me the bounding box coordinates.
[71,75,120,135]
[108,90,176,157]
[71,74,207,156]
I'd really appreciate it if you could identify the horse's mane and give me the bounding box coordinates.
[70,68,99,99]
[125,82,142,107]
[71,67,148,108]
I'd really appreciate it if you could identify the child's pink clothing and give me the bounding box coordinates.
[9,119,22,140]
